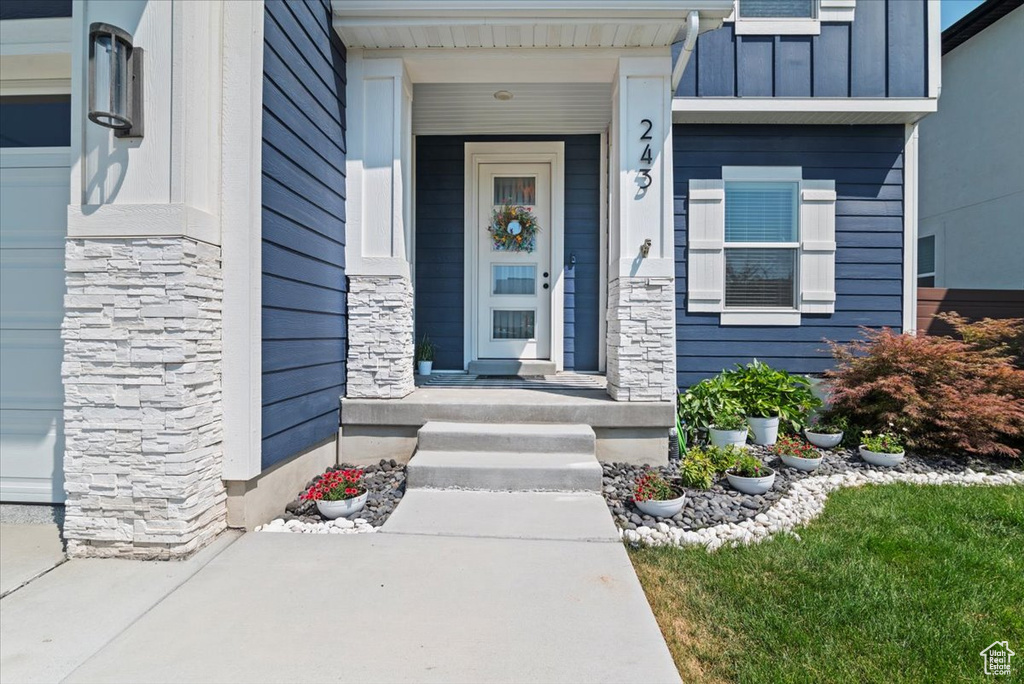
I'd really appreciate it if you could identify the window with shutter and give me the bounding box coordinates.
[729,0,855,35]
[687,167,837,326]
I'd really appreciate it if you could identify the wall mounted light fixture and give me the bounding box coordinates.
[88,22,144,138]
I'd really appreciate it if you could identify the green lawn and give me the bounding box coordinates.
[630,484,1024,683]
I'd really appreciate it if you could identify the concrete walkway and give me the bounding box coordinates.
[2,498,679,683]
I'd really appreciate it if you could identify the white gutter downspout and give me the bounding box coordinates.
[671,10,700,92]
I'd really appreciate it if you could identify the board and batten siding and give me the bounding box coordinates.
[676,0,929,98]
[674,124,905,388]
[415,135,601,371]
[261,0,347,470]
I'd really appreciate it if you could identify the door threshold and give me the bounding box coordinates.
[467,359,557,376]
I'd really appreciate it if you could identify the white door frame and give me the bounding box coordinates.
[463,142,565,371]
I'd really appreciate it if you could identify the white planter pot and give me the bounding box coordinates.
[708,426,748,448]
[726,468,776,495]
[417,360,433,376]
[315,491,368,519]
[635,492,687,519]
[859,446,905,467]
[747,416,780,445]
[805,430,843,449]
[780,453,823,472]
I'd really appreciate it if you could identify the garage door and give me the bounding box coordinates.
[0,96,71,503]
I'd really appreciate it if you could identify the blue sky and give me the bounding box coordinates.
[942,0,986,29]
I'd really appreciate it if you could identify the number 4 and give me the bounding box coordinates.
[640,144,653,164]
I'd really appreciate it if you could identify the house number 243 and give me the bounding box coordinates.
[638,119,654,189]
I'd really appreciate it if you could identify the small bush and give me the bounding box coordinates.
[678,445,743,490]
[729,452,771,478]
[677,375,744,444]
[936,312,1024,368]
[825,327,1024,458]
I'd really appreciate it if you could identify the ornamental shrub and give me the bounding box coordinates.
[936,312,1024,368]
[824,327,1024,458]
[678,445,743,490]
[677,374,744,444]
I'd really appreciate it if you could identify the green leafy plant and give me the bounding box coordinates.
[772,435,819,460]
[723,359,821,432]
[678,445,743,490]
[633,472,681,502]
[861,429,905,454]
[415,334,436,362]
[677,375,743,444]
[806,413,848,435]
[711,410,747,432]
[729,452,772,478]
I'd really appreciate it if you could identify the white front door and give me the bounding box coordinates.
[476,163,552,359]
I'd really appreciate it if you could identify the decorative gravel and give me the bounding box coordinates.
[256,460,406,535]
[605,447,1023,551]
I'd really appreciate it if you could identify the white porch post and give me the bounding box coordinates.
[344,54,416,399]
[606,56,677,402]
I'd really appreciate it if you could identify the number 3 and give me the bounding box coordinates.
[637,169,652,189]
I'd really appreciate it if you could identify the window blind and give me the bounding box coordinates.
[725,248,797,308]
[725,182,798,242]
[738,0,815,18]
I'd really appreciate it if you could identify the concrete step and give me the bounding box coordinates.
[381,489,620,541]
[416,421,595,454]
[466,359,557,376]
[407,450,603,492]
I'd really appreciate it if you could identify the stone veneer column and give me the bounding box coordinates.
[606,277,677,402]
[345,275,415,398]
[61,237,226,559]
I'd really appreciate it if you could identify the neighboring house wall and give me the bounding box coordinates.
[261,0,347,470]
[675,124,905,388]
[918,5,1024,290]
[414,135,601,371]
[676,1,931,98]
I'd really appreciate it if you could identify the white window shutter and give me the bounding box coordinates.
[819,0,856,23]
[799,179,837,314]
[687,179,725,312]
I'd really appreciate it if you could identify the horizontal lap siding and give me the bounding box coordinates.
[674,124,905,388]
[415,135,601,371]
[675,0,928,98]
[261,0,347,470]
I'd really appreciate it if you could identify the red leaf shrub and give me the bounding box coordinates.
[824,327,1024,458]
[935,312,1024,368]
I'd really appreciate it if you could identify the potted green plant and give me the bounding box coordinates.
[632,471,686,518]
[725,360,821,446]
[773,434,823,472]
[859,429,906,467]
[726,452,776,494]
[708,410,748,449]
[805,414,847,449]
[300,469,368,519]
[415,334,436,376]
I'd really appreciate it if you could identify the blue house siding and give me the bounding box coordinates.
[676,0,929,98]
[415,135,601,371]
[261,0,346,470]
[674,124,905,388]
[0,1,71,20]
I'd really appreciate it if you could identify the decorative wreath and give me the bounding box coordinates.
[489,201,540,253]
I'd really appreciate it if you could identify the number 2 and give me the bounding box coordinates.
[640,119,653,140]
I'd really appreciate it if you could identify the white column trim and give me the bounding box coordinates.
[903,123,920,335]
[598,129,609,373]
[221,0,265,481]
[927,0,942,99]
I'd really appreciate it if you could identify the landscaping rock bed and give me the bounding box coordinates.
[604,447,1024,550]
[256,460,406,534]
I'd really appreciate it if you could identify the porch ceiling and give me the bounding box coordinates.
[331,1,733,50]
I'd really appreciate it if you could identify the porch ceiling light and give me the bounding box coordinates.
[88,22,144,138]
[493,90,514,101]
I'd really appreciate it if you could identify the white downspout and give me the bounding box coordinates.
[671,10,700,92]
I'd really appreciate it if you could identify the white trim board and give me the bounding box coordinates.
[462,142,565,371]
[902,123,920,335]
[673,97,938,125]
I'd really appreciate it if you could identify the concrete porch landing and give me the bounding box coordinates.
[341,376,675,465]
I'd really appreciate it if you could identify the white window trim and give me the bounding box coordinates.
[726,0,856,36]
[688,166,837,326]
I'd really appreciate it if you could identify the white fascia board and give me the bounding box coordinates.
[673,97,938,124]
[332,1,735,21]
[927,0,942,98]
